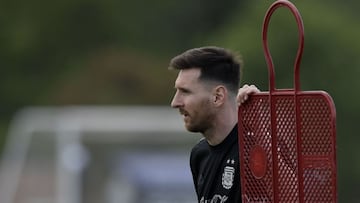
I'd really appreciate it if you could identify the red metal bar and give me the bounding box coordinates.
[262,0,304,93]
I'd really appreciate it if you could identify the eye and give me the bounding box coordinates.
[179,88,191,94]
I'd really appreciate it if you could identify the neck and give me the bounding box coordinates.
[203,103,238,146]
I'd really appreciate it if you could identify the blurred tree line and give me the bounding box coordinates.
[0,0,359,202]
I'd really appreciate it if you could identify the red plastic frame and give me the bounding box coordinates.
[238,1,337,202]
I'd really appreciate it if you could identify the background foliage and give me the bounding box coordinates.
[0,0,359,201]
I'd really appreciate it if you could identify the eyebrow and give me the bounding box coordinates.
[174,84,193,93]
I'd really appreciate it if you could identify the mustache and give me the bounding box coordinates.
[179,109,188,115]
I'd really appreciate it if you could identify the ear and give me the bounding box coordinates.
[213,85,227,107]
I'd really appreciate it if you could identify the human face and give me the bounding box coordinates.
[171,69,215,133]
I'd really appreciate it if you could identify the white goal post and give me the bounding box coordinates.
[0,106,196,203]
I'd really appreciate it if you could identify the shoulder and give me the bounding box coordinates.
[190,138,209,166]
[190,138,208,157]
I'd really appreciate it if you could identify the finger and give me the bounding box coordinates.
[244,94,248,101]
[247,85,260,94]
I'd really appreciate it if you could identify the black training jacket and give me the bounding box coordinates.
[190,125,241,203]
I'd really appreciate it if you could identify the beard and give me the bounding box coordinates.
[181,101,215,134]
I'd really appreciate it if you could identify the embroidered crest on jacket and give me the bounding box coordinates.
[222,159,235,189]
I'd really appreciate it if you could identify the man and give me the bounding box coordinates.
[169,46,259,202]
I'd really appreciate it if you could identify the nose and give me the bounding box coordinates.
[171,91,182,108]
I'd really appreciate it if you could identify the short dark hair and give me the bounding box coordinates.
[169,46,241,95]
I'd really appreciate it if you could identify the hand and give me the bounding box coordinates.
[237,84,260,106]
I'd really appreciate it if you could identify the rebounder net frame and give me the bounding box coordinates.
[238,1,337,202]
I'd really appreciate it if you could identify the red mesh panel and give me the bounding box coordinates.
[238,93,337,203]
[274,96,299,202]
[239,95,273,202]
[299,96,334,155]
[299,94,337,202]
